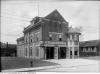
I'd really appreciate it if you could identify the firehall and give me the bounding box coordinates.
[17,9,81,59]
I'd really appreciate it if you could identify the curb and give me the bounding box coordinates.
[2,65,61,72]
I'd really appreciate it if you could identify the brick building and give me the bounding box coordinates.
[17,9,81,59]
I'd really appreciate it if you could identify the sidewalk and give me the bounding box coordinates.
[2,65,61,72]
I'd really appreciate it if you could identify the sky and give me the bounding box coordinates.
[1,0,100,44]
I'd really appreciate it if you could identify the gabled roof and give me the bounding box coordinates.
[23,9,68,33]
[45,9,67,22]
[79,40,100,47]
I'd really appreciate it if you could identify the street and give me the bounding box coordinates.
[36,57,100,72]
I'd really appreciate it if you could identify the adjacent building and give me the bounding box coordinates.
[79,40,100,57]
[17,36,24,57]
[17,9,81,59]
[1,42,17,56]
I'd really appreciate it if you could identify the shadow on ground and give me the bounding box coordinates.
[80,56,100,61]
[1,57,59,70]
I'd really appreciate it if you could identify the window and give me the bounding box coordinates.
[34,33,39,41]
[36,33,38,41]
[74,47,78,50]
[37,32,40,41]
[83,48,85,52]
[59,34,62,41]
[49,32,62,41]
[36,37,38,41]
[30,34,33,43]
[59,38,62,41]
[32,33,34,42]
[86,48,90,52]
[70,35,72,40]
[30,39,32,42]
[30,47,32,56]
[49,33,52,40]
[70,41,73,45]
[93,47,97,52]
[70,47,72,50]
[72,35,74,40]
[74,41,78,45]
[75,51,78,55]
[54,34,58,41]
[77,35,79,40]
[25,48,27,56]
[70,51,72,55]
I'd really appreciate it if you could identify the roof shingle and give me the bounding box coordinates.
[79,40,100,47]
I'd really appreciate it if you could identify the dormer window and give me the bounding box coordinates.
[34,17,40,24]
[30,17,40,24]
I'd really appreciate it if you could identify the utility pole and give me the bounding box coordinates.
[37,0,39,16]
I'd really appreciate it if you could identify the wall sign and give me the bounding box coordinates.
[45,41,66,45]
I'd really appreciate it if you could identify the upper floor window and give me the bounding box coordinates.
[49,32,63,41]
[34,32,40,42]
[75,34,79,41]
[37,32,40,41]
[74,47,78,50]
[25,36,27,43]
[25,48,27,56]
[70,35,72,40]
[36,33,39,41]
[70,41,73,45]
[75,34,77,40]
[74,41,78,45]
[53,33,58,41]
[29,47,32,56]
[32,33,34,42]
[30,35,33,43]
[59,34,62,41]
[72,35,74,40]
[49,33,52,40]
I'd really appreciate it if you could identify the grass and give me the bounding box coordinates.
[1,57,59,70]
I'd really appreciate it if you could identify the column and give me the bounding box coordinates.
[72,47,74,59]
[54,47,58,59]
[66,47,70,59]
[78,47,79,58]
[44,47,46,60]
